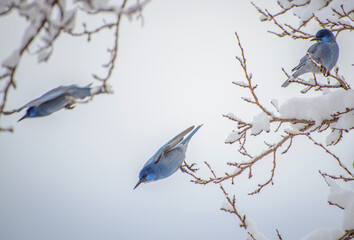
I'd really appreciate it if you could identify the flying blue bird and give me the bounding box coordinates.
[134,125,202,189]
[18,84,102,121]
[282,29,339,88]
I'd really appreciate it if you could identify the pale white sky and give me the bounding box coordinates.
[0,0,353,239]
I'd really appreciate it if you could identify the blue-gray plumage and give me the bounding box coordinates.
[282,29,339,88]
[134,125,202,189]
[18,84,98,121]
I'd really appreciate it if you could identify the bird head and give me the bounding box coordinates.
[311,29,335,42]
[18,107,37,122]
[134,165,159,189]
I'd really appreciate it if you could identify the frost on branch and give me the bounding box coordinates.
[0,0,150,133]
[183,32,353,239]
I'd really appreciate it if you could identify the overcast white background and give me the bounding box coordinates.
[0,0,353,239]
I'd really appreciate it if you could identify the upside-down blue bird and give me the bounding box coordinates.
[18,84,102,121]
[134,125,202,189]
[281,29,339,88]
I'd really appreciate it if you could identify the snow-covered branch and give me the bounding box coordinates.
[0,0,150,132]
[252,0,354,39]
[183,29,353,239]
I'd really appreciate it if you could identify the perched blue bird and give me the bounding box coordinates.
[282,29,339,88]
[18,84,101,121]
[134,125,202,189]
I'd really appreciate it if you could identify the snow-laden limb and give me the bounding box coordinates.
[183,31,353,239]
[279,89,354,128]
[185,30,353,188]
[252,0,354,39]
[0,0,151,133]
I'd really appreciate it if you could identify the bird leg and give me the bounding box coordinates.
[315,59,326,75]
[316,60,329,76]
[180,161,199,173]
[65,96,77,110]
[322,68,329,77]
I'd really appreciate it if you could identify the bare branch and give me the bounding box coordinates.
[307,135,353,177]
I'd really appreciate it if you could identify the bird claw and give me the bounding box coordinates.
[317,61,329,77]
[65,96,77,109]
[180,161,199,173]
[322,68,329,77]
[65,104,76,110]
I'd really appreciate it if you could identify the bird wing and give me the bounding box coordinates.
[311,42,339,71]
[307,42,320,55]
[21,85,72,108]
[292,43,320,72]
[153,125,194,164]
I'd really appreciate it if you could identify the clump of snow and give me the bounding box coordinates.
[251,112,270,135]
[224,112,243,122]
[301,86,312,94]
[220,200,234,212]
[336,112,354,130]
[245,218,269,240]
[326,178,354,230]
[271,99,279,112]
[279,89,354,126]
[225,131,241,143]
[234,81,249,87]
[325,130,341,146]
[300,228,344,240]
[293,0,327,22]
[287,123,306,133]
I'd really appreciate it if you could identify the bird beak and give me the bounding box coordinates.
[310,37,321,41]
[134,175,146,190]
[18,113,28,122]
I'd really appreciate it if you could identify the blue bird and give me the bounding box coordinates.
[134,125,202,189]
[18,84,102,121]
[282,29,339,88]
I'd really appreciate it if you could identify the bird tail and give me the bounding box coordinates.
[281,78,291,88]
[181,124,203,145]
[282,69,303,88]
